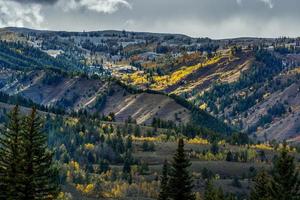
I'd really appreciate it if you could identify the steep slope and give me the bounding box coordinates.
[101,84,191,125]
[0,67,191,124]
[0,69,234,138]
[242,69,300,141]
[192,51,300,142]
[165,51,254,95]
[0,69,109,110]
[119,49,300,141]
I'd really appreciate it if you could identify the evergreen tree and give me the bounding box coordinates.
[226,151,233,162]
[99,159,110,174]
[0,106,23,200]
[210,141,219,155]
[204,180,239,200]
[258,150,266,162]
[250,170,272,200]
[123,150,132,184]
[20,108,59,200]
[204,180,224,200]
[158,160,169,200]
[269,144,300,200]
[168,139,195,200]
[123,151,132,174]
[201,167,214,180]
[204,180,217,200]
[134,125,141,137]
[126,136,132,150]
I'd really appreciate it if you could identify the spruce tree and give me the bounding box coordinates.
[20,108,59,200]
[0,106,23,200]
[269,144,300,200]
[158,160,170,200]
[204,180,237,200]
[204,180,224,200]
[250,170,272,200]
[204,180,217,200]
[123,150,132,184]
[168,138,195,200]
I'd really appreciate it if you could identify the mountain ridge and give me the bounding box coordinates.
[0,27,299,142]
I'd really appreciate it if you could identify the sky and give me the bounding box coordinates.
[0,0,299,39]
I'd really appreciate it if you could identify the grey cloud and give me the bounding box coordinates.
[0,0,43,27]
[56,0,131,14]
[0,0,131,29]
[2,0,300,38]
[9,0,58,4]
[115,0,300,38]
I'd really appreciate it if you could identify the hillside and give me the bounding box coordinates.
[0,27,300,142]
[119,48,300,142]
[0,69,236,138]
[0,68,184,122]
[0,27,300,200]
[0,35,235,138]
[101,86,191,125]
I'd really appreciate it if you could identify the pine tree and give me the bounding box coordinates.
[123,150,132,184]
[250,170,272,200]
[204,180,217,200]
[168,138,195,200]
[20,108,59,200]
[225,151,233,162]
[158,160,170,200]
[269,144,300,200]
[0,106,23,200]
[210,141,219,155]
[204,180,223,200]
[123,151,132,174]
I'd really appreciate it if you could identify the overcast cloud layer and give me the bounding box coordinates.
[0,0,299,38]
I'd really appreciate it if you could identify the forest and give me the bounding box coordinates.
[0,106,299,200]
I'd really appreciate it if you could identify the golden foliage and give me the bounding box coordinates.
[199,103,208,110]
[122,73,146,85]
[132,136,158,142]
[191,151,225,161]
[250,143,273,151]
[151,55,222,90]
[76,184,95,194]
[187,137,209,145]
[84,143,95,151]
[69,160,80,171]
[56,192,72,200]
[65,118,79,126]
[101,180,159,199]
[79,131,85,137]
[122,55,223,90]
[218,140,226,145]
